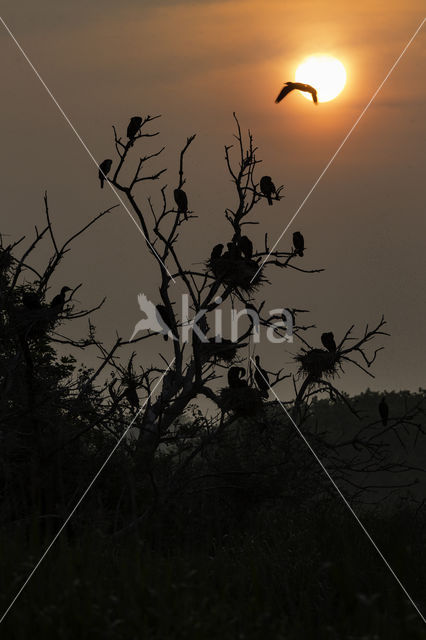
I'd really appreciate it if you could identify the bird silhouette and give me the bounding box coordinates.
[174,188,188,219]
[129,294,178,342]
[321,332,337,352]
[238,367,248,387]
[379,397,389,426]
[254,355,269,398]
[210,244,223,261]
[156,304,176,342]
[227,366,241,388]
[22,291,42,310]
[127,116,143,145]
[228,366,247,388]
[239,236,253,260]
[98,159,112,189]
[124,380,140,413]
[224,241,241,260]
[259,176,277,205]
[275,82,318,104]
[50,286,71,312]
[292,231,304,257]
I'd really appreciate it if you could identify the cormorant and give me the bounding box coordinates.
[174,188,188,219]
[98,159,112,188]
[321,332,337,352]
[156,304,174,342]
[237,367,248,388]
[259,176,277,206]
[292,231,304,257]
[127,116,143,145]
[210,244,223,261]
[124,381,140,413]
[379,397,389,426]
[239,236,253,260]
[22,291,42,310]
[50,286,71,311]
[225,242,241,260]
[254,355,269,398]
[275,82,318,105]
[228,366,246,388]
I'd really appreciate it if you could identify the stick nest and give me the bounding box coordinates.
[209,256,265,293]
[295,348,340,379]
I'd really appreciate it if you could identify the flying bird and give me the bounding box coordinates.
[239,236,253,260]
[50,286,71,311]
[210,244,223,261]
[129,294,178,342]
[254,355,269,398]
[259,176,277,206]
[379,397,389,426]
[174,188,188,219]
[292,231,304,257]
[321,332,337,352]
[127,116,143,145]
[98,159,112,189]
[275,82,318,104]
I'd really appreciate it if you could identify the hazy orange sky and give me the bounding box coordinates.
[1,0,425,395]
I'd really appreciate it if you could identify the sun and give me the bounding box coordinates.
[295,55,346,103]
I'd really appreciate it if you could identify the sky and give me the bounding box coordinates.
[0,0,425,398]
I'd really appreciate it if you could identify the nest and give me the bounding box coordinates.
[220,385,264,417]
[200,338,239,363]
[295,348,339,379]
[209,256,265,293]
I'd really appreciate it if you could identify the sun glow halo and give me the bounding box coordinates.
[295,56,346,103]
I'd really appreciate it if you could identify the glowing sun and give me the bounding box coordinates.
[295,56,346,103]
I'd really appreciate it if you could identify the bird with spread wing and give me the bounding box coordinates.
[275,82,318,104]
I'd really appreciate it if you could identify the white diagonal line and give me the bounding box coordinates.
[251,17,425,281]
[0,16,176,284]
[0,357,176,625]
[250,357,426,625]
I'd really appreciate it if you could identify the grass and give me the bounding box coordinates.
[0,502,425,639]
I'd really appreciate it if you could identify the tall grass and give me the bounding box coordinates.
[1,501,424,639]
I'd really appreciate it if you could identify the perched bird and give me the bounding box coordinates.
[50,286,71,312]
[22,291,42,310]
[275,82,318,105]
[292,231,304,257]
[237,367,248,388]
[129,294,178,342]
[239,236,253,260]
[127,116,143,145]
[156,304,175,342]
[228,366,241,388]
[124,381,140,413]
[259,176,277,206]
[225,242,241,260]
[174,188,188,219]
[210,244,223,261]
[321,332,337,352]
[98,159,112,189]
[254,355,269,398]
[379,397,389,426]
[228,366,247,389]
